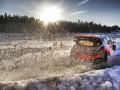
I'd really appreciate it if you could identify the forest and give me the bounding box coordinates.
[0,12,120,33]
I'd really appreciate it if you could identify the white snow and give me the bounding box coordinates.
[0,33,120,90]
[1,66,120,90]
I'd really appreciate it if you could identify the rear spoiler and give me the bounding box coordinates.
[73,36,100,42]
[74,36,99,39]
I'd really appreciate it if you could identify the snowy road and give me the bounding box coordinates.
[0,33,120,90]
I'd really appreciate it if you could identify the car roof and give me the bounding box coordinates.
[74,35,106,40]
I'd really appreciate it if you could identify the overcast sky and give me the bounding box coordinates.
[0,0,120,26]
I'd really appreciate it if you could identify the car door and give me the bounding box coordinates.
[107,37,116,51]
[103,37,110,47]
[103,37,116,53]
[102,37,111,55]
[106,37,113,49]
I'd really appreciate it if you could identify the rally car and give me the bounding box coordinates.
[70,35,116,69]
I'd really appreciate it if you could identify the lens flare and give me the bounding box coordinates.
[40,6,61,23]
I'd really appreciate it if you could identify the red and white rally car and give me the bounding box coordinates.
[70,35,116,68]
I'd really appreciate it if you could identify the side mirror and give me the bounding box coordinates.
[113,41,115,43]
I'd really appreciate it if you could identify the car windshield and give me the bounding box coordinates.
[77,38,101,47]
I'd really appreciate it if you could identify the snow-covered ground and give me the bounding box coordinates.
[0,33,120,90]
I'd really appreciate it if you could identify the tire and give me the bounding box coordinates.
[105,52,110,62]
[112,45,116,52]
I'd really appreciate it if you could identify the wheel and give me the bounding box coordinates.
[112,45,116,52]
[105,52,110,62]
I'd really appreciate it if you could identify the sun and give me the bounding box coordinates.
[40,6,61,23]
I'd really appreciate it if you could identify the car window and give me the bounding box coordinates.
[106,37,110,40]
[78,40,94,46]
[103,37,108,44]
[77,38,101,46]
[106,37,112,44]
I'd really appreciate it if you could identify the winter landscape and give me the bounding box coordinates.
[0,33,120,90]
[0,0,120,90]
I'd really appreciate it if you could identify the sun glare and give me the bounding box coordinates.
[40,6,61,23]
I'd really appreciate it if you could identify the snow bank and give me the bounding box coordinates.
[1,66,120,90]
